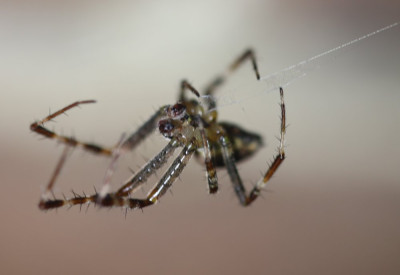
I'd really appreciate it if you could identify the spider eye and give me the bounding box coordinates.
[158,120,175,137]
[168,103,186,118]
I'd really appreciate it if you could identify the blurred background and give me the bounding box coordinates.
[1,1,399,274]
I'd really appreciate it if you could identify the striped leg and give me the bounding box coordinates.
[97,105,168,197]
[30,100,114,155]
[39,141,195,210]
[247,87,286,204]
[31,101,167,155]
[198,120,218,194]
[115,138,181,197]
[38,127,180,210]
[178,80,217,194]
[121,106,167,151]
[32,101,169,209]
[220,87,286,206]
[131,141,196,208]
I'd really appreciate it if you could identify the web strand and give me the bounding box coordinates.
[204,22,398,112]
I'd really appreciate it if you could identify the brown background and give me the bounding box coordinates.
[1,1,399,274]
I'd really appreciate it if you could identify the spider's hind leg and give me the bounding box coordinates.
[130,141,196,208]
[103,140,196,210]
[220,87,286,206]
[177,49,260,109]
[248,87,286,204]
[203,49,261,110]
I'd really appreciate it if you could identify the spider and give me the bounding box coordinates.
[30,49,286,211]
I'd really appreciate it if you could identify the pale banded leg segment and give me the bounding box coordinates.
[116,138,181,197]
[101,141,195,209]
[39,140,195,210]
[142,141,196,206]
[198,120,218,194]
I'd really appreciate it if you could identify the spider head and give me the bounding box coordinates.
[158,103,188,139]
[158,119,178,138]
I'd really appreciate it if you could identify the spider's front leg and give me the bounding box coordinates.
[125,141,196,208]
[97,106,170,197]
[35,103,169,210]
[97,139,196,209]
[115,138,180,197]
[121,106,168,151]
[220,87,286,206]
[31,100,166,156]
[39,137,195,211]
[30,100,115,155]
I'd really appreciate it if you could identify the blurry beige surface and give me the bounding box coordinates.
[1,1,399,274]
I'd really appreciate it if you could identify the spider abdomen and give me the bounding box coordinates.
[205,122,263,167]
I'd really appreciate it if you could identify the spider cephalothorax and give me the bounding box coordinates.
[31,49,286,211]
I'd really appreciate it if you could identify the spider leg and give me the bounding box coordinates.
[248,87,286,204]
[39,140,195,210]
[219,134,248,205]
[96,141,195,209]
[31,101,168,155]
[30,100,114,155]
[39,134,181,210]
[121,106,168,151]
[39,145,70,204]
[98,106,168,197]
[204,49,260,109]
[124,141,196,209]
[198,120,218,193]
[37,144,97,210]
[32,101,169,199]
[98,133,126,198]
[39,192,98,210]
[179,80,201,102]
[115,138,181,197]
[220,88,286,206]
